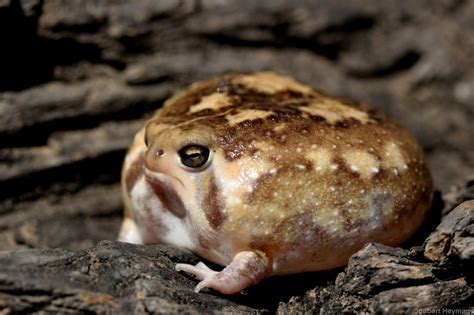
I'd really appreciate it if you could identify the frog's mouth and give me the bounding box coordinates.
[144,169,187,218]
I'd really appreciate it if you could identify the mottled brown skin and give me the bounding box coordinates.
[119,72,432,293]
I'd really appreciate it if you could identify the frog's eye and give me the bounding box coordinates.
[178,145,210,169]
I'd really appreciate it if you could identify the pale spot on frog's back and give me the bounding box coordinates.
[342,150,379,179]
[299,99,371,124]
[382,142,407,172]
[233,72,314,95]
[295,164,307,171]
[273,124,287,132]
[305,148,332,172]
[188,93,232,113]
[226,109,274,126]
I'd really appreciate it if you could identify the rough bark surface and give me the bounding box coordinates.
[0,0,473,313]
[0,241,259,314]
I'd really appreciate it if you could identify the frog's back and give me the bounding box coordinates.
[144,72,432,274]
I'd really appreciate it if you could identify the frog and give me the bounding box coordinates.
[118,72,432,294]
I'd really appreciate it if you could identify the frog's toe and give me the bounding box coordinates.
[175,262,217,285]
[176,251,272,295]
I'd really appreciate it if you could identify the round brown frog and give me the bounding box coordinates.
[119,72,432,294]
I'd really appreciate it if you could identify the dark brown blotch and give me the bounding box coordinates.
[227,83,269,99]
[125,154,145,193]
[273,89,304,100]
[146,176,187,218]
[285,211,328,247]
[310,115,326,123]
[366,108,387,124]
[333,156,362,180]
[239,117,266,128]
[203,176,227,230]
[243,172,276,205]
[334,118,363,129]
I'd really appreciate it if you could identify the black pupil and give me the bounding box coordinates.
[179,145,209,168]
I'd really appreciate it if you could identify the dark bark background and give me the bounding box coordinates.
[0,0,473,313]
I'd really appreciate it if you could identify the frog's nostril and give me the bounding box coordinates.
[145,145,165,172]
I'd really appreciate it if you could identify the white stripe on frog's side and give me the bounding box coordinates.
[156,204,195,250]
[130,176,196,250]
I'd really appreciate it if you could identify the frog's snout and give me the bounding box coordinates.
[145,142,166,173]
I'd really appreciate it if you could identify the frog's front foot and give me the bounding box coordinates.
[175,251,272,294]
